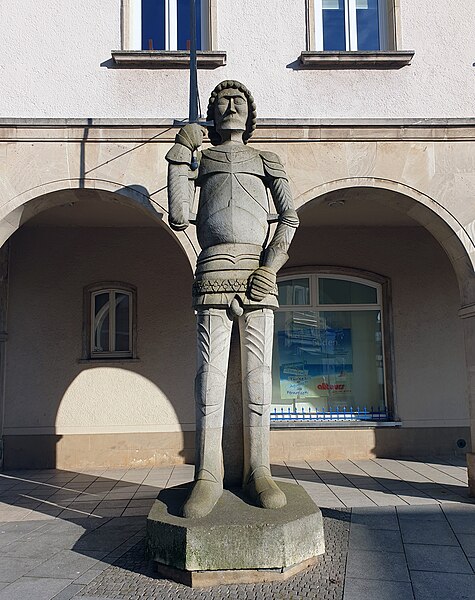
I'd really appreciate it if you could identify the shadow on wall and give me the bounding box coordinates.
[2,188,197,470]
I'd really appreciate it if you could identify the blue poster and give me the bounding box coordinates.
[277,323,353,402]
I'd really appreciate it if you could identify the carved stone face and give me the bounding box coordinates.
[214,88,248,135]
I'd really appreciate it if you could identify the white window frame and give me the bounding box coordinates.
[278,273,382,310]
[275,271,390,417]
[126,0,210,51]
[83,282,137,360]
[313,0,389,51]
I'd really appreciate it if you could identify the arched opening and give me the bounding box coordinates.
[0,188,196,469]
[270,184,474,461]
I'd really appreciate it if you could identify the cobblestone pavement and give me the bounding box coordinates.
[76,509,350,600]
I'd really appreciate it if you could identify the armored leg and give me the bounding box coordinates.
[239,308,286,509]
[182,308,233,518]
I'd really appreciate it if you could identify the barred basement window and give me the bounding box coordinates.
[83,283,137,360]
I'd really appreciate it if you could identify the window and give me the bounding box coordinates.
[313,0,393,51]
[272,273,390,423]
[83,283,137,360]
[127,0,210,51]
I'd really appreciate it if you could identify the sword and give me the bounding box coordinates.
[189,0,200,170]
[189,0,199,126]
[188,0,214,171]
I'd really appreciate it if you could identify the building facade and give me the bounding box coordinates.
[1,1,475,493]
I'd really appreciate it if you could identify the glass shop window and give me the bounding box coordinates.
[314,0,391,51]
[130,0,209,51]
[90,289,133,358]
[272,274,388,423]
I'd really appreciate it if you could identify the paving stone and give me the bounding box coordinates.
[0,576,73,600]
[405,543,473,573]
[349,524,403,552]
[0,519,48,533]
[127,498,155,508]
[346,549,409,581]
[122,507,149,517]
[50,583,85,600]
[91,508,124,518]
[396,505,445,521]
[42,517,104,534]
[350,507,399,530]
[343,578,414,600]
[0,509,33,521]
[62,502,100,514]
[399,518,458,545]
[411,571,475,600]
[73,531,133,553]
[1,537,65,559]
[0,555,46,582]
[441,505,475,534]
[26,550,107,579]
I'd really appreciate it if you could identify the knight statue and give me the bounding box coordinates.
[166,80,299,518]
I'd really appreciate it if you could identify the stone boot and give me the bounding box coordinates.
[244,465,286,509]
[182,469,223,519]
[182,425,224,519]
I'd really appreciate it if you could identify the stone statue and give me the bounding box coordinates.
[166,80,299,518]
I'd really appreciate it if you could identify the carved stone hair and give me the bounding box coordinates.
[206,80,257,145]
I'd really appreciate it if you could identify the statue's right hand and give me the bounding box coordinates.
[175,123,206,151]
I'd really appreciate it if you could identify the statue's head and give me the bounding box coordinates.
[206,80,257,145]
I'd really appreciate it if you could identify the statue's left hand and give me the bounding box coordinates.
[247,267,277,302]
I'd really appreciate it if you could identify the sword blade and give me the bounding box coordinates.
[189,0,199,123]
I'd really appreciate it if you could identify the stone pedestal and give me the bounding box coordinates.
[146,481,325,587]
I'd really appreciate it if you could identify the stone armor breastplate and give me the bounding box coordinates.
[193,145,277,309]
[196,145,269,250]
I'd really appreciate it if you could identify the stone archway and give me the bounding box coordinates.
[295,177,475,306]
[294,179,475,494]
[0,178,199,268]
[0,184,198,469]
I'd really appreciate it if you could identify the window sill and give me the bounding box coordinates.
[299,50,415,69]
[111,50,226,69]
[271,421,401,429]
[78,358,140,365]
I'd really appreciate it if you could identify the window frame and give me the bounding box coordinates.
[122,0,215,51]
[82,282,137,361]
[307,0,399,52]
[274,266,396,422]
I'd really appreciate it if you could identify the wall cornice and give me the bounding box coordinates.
[1,119,475,142]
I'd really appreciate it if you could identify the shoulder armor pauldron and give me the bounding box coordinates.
[165,144,193,165]
[260,151,288,180]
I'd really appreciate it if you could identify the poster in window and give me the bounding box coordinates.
[277,322,353,405]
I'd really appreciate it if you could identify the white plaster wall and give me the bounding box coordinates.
[0,1,474,118]
[287,226,468,428]
[5,226,196,435]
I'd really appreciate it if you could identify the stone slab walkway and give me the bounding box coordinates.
[0,457,473,599]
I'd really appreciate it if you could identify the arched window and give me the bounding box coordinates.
[272,271,391,423]
[83,283,137,360]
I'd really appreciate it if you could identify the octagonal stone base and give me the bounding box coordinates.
[146,481,325,587]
